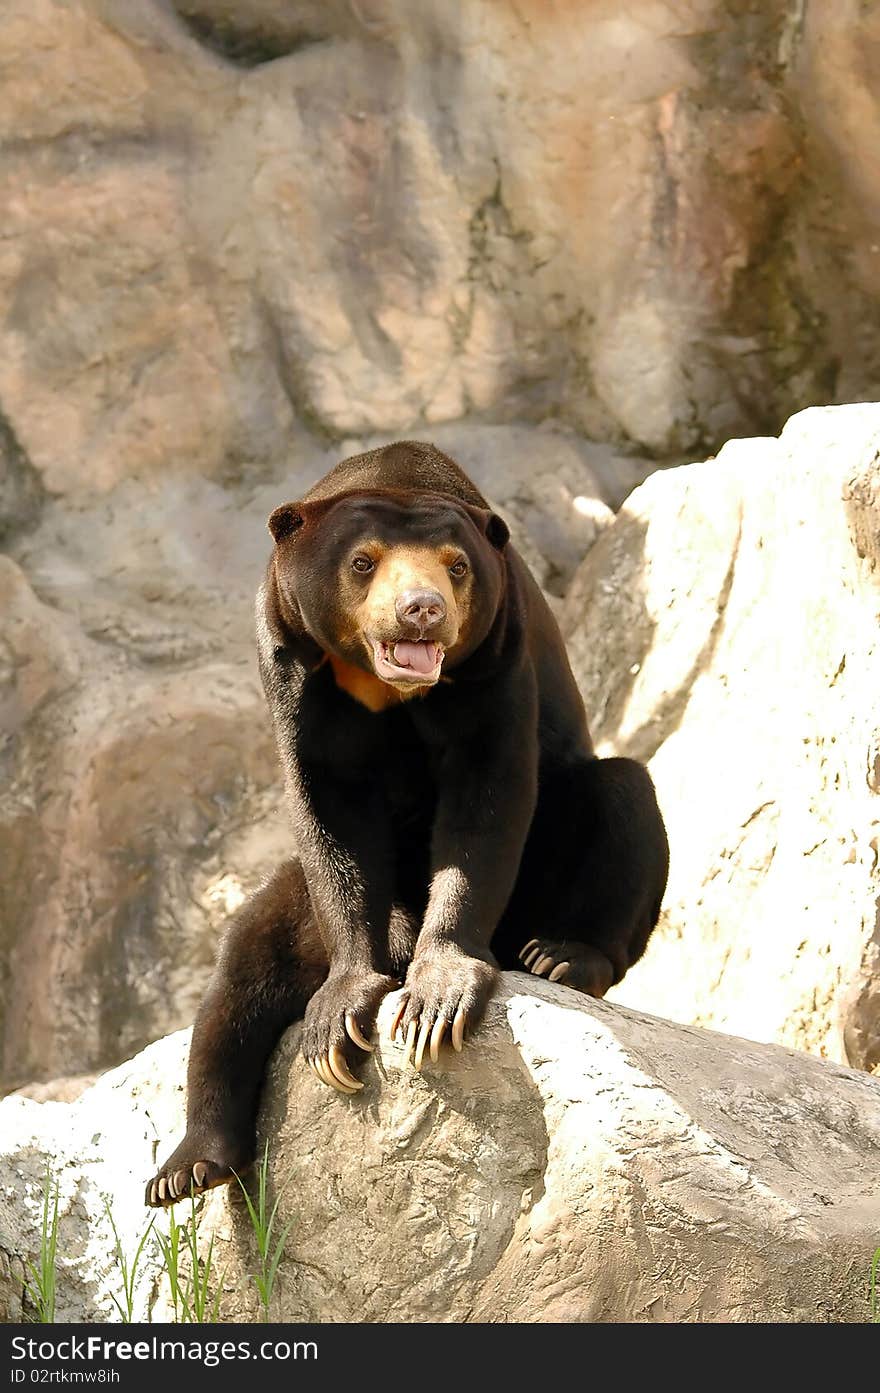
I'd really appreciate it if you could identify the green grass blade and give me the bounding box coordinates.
[234,1143,293,1322]
[23,1167,60,1323]
[154,1203,191,1323]
[168,1193,223,1324]
[264,1215,295,1309]
[104,1199,155,1322]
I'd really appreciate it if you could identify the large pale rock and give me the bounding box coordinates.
[564,403,880,1071]
[1,977,879,1323]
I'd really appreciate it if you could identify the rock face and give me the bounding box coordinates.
[1,977,879,1324]
[2,0,880,488]
[0,552,288,1090]
[564,404,880,1072]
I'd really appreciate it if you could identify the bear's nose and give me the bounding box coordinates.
[396,588,447,631]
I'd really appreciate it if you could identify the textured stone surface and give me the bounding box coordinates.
[564,403,880,1071]
[1,977,879,1324]
[1,0,880,508]
[0,552,287,1089]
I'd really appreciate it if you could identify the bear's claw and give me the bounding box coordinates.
[518,938,614,997]
[344,1011,373,1053]
[301,968,396,1094]
[520,939,571,981]
[307,1044,363,1094]
[389,949,496,1071]
[390,1003,468,1070]
[145,1157,235,1208]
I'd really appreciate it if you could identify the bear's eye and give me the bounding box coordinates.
[449,558,468,579]
[351,554,374,575]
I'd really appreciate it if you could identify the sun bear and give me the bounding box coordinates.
[145,440,669,1207]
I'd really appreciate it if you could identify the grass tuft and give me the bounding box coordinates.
[103,1200,154,1323]
[154,1192,224,1322]
[870,1245,880,1324]
[234,1142,294,1322]
[23,1165,60,1323]
[182,1192,225,1323]
[154,1198,186,1322]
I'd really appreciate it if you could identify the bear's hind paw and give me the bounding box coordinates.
[145,1148,244,1208]
[518,938,615,998]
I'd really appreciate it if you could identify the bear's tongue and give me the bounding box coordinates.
[392,640,439,674]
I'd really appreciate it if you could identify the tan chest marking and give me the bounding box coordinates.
[326,654,408,712]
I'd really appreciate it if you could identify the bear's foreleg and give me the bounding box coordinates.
[393,692,539,1068]
[292,770,402,1090]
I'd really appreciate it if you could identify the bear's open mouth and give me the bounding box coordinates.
[371,639,444,685]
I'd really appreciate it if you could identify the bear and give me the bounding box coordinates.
[145,440,669,1207]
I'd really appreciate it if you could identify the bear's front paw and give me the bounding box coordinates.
[390,945,497,1070]
[302,968,397,1094]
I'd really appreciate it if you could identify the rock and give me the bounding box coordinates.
[12,1075,99,1105]
[0,554,289,1091]
[563,403,880,1071]
[0,407,45,543]
[0,1030,190,1324]
[1,977,878,1323]
[2,0,880,506]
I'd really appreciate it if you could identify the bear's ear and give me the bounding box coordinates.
[464,504,510,552]
[484,511,510,551]
[268,503,305,542]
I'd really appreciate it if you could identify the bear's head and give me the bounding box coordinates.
[268,489,509,697]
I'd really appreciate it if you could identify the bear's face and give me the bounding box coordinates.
[269,491,509,695]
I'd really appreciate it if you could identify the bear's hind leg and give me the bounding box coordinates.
[145,860,326,1208]
[503,755,669,997]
